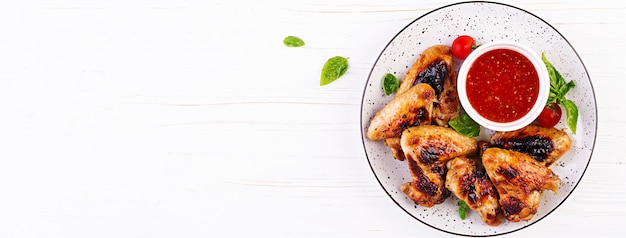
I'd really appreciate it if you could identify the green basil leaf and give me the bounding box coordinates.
[556,97,564,105]
[544,53,572,99]
[560,80,576,97]
[382,73,399,95]
[283,36,305,47]
[547,92,558,105]
[448,114,480,137]
[554,64,567,89]
[542,53,559,90]
[543,53,579,134]
[562,99,579,134]
[320,56,348,86]
[458,200,467,220]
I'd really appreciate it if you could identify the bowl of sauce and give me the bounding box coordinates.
[457,41,549,132]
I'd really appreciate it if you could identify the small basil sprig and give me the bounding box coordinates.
[542,53,579,134]
[283,36,305,47]
[449,114,480,137]
[320,56,349,86]
[382,73,399,95]
[458,200,468,220]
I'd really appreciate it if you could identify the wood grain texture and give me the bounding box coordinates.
[0,0,624,237]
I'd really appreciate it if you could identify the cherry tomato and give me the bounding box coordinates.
[536,102,562,128]
[451,35,475,60]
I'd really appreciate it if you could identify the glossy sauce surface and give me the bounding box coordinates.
[466,49,539,122]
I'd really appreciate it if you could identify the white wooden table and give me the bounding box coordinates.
[0,0,624,237]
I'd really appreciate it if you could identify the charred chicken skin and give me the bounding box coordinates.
[399,125,477,207]
[446,156,503,226]
[482,148,561,222]
[489,125,571,167]
[402,154,449,207]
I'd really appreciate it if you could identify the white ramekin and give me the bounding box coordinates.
[457,41,550,132]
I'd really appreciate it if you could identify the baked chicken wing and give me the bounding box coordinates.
[400,125,477,164]
[366,83,435,142]
[489,125,571,167]
[399,125,477,207]
[482,148,561,222]
[446,156,503,226]
[378,45,460,161]
[398,45,460,126]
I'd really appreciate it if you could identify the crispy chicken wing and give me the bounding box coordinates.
[446,156,503,226]
[490,125,571,167]
[398,45,460,126]
[399,125,477,207]
[366,83,435,142]
[400,125,477,164]
[482,148,561,222]
[378,45,460,161]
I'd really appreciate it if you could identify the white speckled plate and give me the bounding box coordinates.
[360,2,596,237]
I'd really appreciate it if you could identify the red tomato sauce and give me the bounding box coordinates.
[466,49,539,123]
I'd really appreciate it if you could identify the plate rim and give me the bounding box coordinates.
[359,1,598,236]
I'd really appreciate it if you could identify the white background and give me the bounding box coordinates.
[0,0,624,237]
